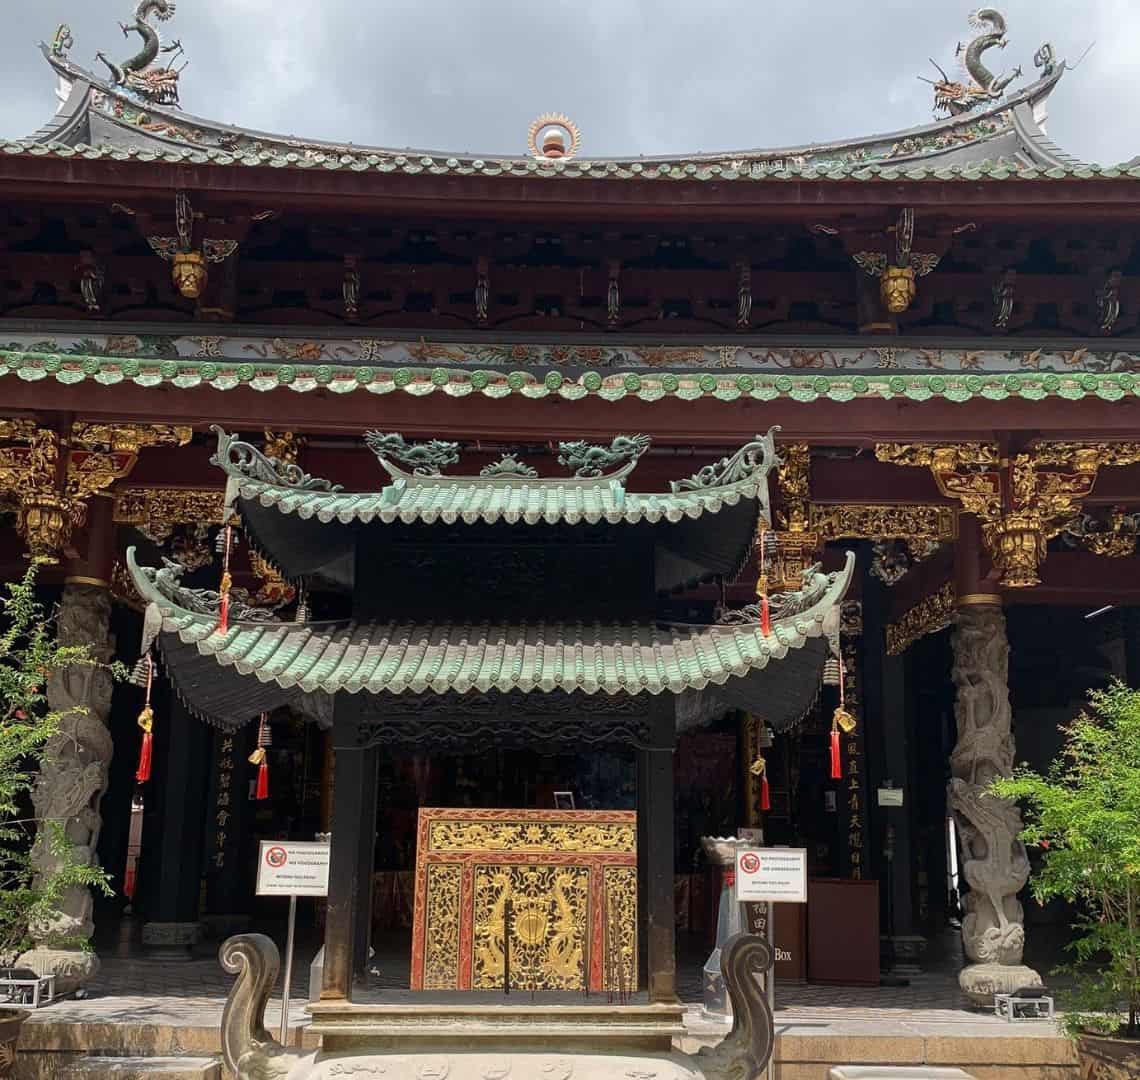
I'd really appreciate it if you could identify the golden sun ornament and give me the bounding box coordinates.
[528,114,582,160]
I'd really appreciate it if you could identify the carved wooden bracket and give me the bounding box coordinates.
[0,422,191,561]
[875,441,1140,587]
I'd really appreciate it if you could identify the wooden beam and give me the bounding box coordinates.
[638,700,677,1004]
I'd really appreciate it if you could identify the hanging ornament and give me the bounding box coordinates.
[749,754,772,812]
[216,523,233,635]
[135,653,155,783]
[756,530,771,636]
[295,584,309,624]
[829,652,854,781]
[249,713,271,800]
[833,650,858,734]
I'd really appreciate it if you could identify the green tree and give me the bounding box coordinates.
[0,564,117,964]
[992,680,1140,1038]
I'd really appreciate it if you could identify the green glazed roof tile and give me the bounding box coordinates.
[128,549,854,698]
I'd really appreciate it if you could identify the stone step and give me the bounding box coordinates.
[829,1069,977,1080]
[60,1056,222,1080]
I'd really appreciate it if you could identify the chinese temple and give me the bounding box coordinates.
[4,3,1140,1072]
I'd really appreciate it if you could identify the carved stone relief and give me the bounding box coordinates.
[948,603,1042,1004]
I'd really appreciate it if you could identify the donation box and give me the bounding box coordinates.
[807,877,880,985]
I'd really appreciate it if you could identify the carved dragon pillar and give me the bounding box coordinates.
[17,497,116,994]
[4,423,190,992]
[949,522,1041,1004]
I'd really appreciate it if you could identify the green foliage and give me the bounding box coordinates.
[992,681,1140,1039]
[0,562,117,962]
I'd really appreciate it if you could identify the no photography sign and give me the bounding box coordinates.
[735,847,808,904]
[255,840,330,897]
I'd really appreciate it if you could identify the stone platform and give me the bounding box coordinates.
[12,932,1078,1080]
[14,990,1077,1080]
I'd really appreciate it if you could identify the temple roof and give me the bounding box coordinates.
[214,428,777,591]
[14,12,1105,184]
[128,547,854,730]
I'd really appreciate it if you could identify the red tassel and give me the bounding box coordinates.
[760,593,771,637]
[759,772,771,811]
[830,727,842,780]
[136,730,153,783]
[255,760,269,801]
[217,591,230,635]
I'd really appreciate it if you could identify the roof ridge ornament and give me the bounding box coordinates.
[528,114,581,161]
[94,0,186,108]
[923,8,1022,118]
[717,562,832,626]
[210,426,341,493]
[556,435,651,478]
[134,550,278,625]
[480,454,538,479]
[671,429,779,493]
[364,432,461,477]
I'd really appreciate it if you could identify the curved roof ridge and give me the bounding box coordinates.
[210,426,779,529]
[30,42,1068,171]
[1010,95,1086,170]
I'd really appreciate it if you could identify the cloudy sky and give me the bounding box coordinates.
[0,0,1133,163]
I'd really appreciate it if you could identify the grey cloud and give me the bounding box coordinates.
[0,0,1134,163]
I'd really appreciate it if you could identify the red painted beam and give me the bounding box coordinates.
[4,378,1140,443]
[5,157,1140,223]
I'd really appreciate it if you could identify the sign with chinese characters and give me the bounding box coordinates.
[735,848,808,903]
[255,840,330,897]
[840,602,866,881]
[211,733,237,871]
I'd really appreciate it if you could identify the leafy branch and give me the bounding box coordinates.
[0,562,120,962]
[992,681,1140,1039]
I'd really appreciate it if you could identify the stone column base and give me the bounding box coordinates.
[14,946,99,996]
[141,921,200,961]
[959,962,1042,1007]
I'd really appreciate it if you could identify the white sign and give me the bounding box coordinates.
[255,840,330,897]
[735,847,807,903]
[877,787,905,808]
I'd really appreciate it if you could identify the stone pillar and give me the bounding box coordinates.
[950,515,1042,1004]
[18,496,115,994]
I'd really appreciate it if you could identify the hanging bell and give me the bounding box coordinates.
[129,655,151,687]
[822,657,841,685]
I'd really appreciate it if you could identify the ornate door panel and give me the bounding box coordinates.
[411,808,637,992]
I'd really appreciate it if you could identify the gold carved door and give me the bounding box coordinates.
[411,808,637,993]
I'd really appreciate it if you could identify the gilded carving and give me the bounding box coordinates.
[71,423,193,454]
[427,820,635,855]
[413,809,637,994]
[472,865,590,991]
[876,441,1140,587]
[422,864,462,990]
[775,444,810,533]
[0,424,192,561]
[810,503,957,542]
[113,488,226,528]
[886,582,955,656]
